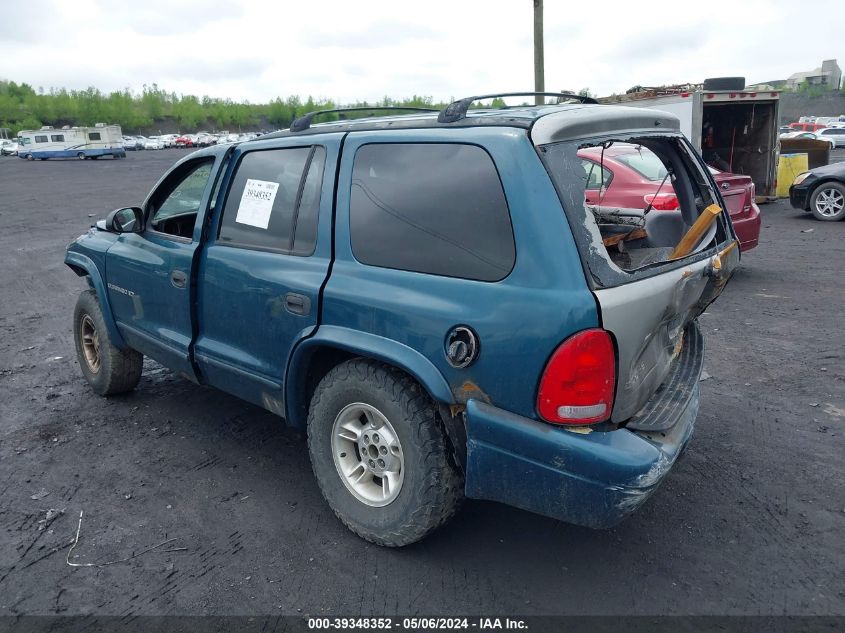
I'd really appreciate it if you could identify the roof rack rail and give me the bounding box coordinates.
[437,92,598,124]
[290,106,439,133]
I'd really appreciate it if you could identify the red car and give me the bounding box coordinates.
[578,145,761,251]
[174,135,194,148]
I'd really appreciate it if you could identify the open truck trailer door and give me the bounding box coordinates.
[602,87,780,202]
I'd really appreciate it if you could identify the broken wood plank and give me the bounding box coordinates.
[602,228,647,247]
[670,204,721,260]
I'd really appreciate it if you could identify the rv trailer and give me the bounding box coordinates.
[17,124,126,160]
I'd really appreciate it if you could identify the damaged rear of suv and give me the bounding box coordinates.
[463,102,738,529]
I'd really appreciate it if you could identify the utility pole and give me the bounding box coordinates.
[533,0,544,105]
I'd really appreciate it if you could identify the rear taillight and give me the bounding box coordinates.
[537,329,616,425]
[643,192,680,210]
[744,182,756,212]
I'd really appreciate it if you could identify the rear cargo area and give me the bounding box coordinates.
[702,101,777,199]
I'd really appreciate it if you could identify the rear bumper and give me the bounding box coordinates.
[463,322,705,529]
[464,389,698,528]
[732,202,761,251]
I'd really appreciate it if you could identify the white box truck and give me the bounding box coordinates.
[602,81,780,201]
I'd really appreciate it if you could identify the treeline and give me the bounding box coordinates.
[0,81,499,135]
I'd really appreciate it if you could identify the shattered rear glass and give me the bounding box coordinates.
[538,134,733,287]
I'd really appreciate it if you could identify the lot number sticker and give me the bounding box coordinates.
[235,179,279,229]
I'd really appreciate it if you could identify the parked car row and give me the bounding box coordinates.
[120,131,265,151]
[4,131,271,156]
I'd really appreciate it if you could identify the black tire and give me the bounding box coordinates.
[25,154,33,161]
[307,359,463,547]
[73,289,143,396]
[77,152,85,160]
[809,182,845,221]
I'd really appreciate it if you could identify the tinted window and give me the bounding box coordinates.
[291,147,326,256]
[350,143,515,281]
[219,147,321,253]
[50,134,64,142]
[35,136,48,143]
[89,132,101,141]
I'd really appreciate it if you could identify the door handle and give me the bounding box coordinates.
[284,293,311,316]
[170,269,188,289]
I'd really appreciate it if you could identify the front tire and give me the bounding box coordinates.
[307,359,463,547]
[810,182,845,221]
[73,290,143,395]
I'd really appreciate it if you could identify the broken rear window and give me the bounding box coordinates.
[538,134,732,287]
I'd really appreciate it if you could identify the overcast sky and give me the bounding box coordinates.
[1,0,842,104]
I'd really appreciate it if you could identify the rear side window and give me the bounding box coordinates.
[219,146,325,254]
[89,132,101,140]
[350,143,515,281]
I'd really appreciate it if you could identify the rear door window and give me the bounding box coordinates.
[218,146,325,254]
[349,143,515,281]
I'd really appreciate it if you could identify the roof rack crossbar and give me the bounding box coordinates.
[290,106,439,133]
[437,92,598,124]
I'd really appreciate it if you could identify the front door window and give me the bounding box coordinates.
[148,160,213,239]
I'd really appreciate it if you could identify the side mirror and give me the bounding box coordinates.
[106,207,144,233]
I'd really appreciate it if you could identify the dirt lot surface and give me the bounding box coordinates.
[0,149,843,617]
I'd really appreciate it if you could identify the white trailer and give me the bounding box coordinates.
[17,123,125,160]
[603,88,780,200]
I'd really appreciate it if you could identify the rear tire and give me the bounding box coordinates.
[73,290,143,396]
[307,359,463,547]
[809,182,845,221]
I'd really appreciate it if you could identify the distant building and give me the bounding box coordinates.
[786,59,842,90]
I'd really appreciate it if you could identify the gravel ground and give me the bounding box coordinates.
[0,149,843,617]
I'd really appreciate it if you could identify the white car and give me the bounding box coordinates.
[143,137,165,150]
[780,131,836,148]
[815,127,845,149]
[0,139,19,156]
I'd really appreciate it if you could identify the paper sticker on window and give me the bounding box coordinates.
[235,178,280,229]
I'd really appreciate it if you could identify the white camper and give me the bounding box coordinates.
[17,123,126,160]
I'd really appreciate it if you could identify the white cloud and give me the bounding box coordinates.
[0,0,841,103]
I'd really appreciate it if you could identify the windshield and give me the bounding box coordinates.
[539,135,731,287]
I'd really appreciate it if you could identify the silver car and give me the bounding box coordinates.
[0,139,18,156]
[816,127,845,149]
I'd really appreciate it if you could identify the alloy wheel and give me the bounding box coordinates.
[331,402,404,507]
[814,187,844,218]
